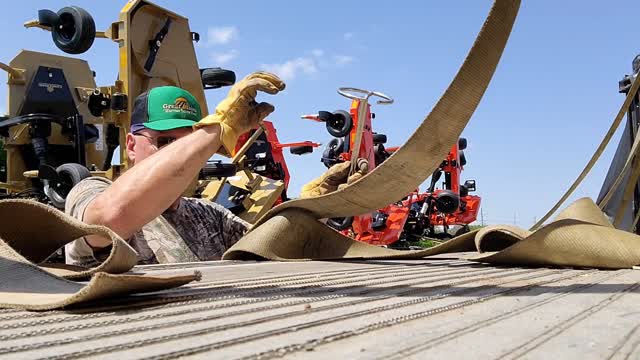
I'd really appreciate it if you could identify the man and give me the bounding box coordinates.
[65,72,367,266]
[65,72,285,266]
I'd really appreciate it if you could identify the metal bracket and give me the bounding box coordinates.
[144,17,173,72]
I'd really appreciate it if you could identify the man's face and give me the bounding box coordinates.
[126,127,193,165]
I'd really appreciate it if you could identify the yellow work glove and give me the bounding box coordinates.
[300,159,369,198]
[194,72,285,157]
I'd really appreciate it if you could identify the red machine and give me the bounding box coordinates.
[232,120,320,203]
[203,121,319,217]
[305,87,481,246]
[397,139,481,243]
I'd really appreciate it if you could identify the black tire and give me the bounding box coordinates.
[38,9,59,27]
[57,163,91,187]
[290,145,314,155]
[458,137,467,150]
[322,138,344,168]
[459,151,467,166]
[434,190,460,214]
[51,6,96,54]
[201,68,236,89]
[327,216,353,231]
[200,162,237,178]
[374,143,389,166]
[459,184,469,198]
[326,110,353,138]
[372,133,387,144]
[46,163,91,209]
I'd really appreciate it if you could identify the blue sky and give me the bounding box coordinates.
[0,1,638,227]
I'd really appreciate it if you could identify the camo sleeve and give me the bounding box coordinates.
[63,177,250,265]
[64,177,113,267]
[163,198,250,260]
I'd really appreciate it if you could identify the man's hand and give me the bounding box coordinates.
[300,159,369,198]
[195,72,285,156]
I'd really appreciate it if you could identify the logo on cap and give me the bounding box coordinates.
[163,97,197,115]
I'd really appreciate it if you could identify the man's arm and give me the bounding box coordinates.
[83,125,223,247]
[82,72,285,248]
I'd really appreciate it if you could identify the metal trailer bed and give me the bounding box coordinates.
[2,255,639,359]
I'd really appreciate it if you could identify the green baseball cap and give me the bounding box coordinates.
[130,86,202,133]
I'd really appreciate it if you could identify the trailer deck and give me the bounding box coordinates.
[2,256,639,359]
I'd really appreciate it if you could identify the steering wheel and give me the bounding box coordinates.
[337,87,394,105]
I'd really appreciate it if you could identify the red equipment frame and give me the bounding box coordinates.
[234,120,320,194]
[305,90,481,246]
[429,145,481,229]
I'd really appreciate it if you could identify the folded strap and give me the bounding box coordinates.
[0,200,199,310]
[225,198,640,270]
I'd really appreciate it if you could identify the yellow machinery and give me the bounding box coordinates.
[0,1,288,220]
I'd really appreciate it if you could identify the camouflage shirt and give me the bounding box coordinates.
[64,177,249,267]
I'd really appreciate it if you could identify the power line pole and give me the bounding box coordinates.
[480,208,485,226]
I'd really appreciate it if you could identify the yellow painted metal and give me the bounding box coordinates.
[200,169,286,225]
[2,1,210,194]
[1,51,108,192]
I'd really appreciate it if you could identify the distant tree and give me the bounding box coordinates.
[468,224,486,231]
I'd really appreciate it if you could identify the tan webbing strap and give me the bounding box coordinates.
[225,197,640,270]
[5,0,640,312]
[0,200,199,310]
[245,0,520,226]
[225,0,520,256]
[597,121,640,209]
[531,71,640,230]
[224,0,640,270]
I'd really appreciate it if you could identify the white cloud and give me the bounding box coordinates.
[311,49,324,57]
[343,32,354,40]
[260,57,318,81]
[212,49,238,65]
[207,26,238,45]
[334,55,355,66]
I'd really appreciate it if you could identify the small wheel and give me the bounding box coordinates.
[372,133,387,144]
[201,68,236,89]
[290,146,314,155]
[57,163,91,187]
[374,143,390,166]
[46,163,91,209]
[459,184,469,198]
[51,6,96,54]
[434,190,460,214]
[459,151,467,166]
[326,110,353,138]
[458,137,467,150]
[327,216,353,231]
[321,138,344,168]
[200,161,237,178]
